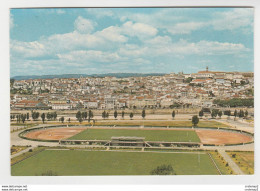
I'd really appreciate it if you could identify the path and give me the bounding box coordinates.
[218,149,244,175]
[216,119,254,133]
[11,146,36,159]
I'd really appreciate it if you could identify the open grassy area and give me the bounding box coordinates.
[209,151,234,175]
[11,150,220,176]
[11,147,45,166]
[227,151,254,174]
[68,128,201,142]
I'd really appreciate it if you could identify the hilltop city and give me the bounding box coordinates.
[10,67,254,111]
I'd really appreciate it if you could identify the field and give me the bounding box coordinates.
[68,128,201,142]
[227,151,254,174]
[196,130,252,145]
[11,150,221,176]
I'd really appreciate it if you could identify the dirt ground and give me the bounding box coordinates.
[196,130,253,145]
[24,126,253,145]
[25,128,86,141]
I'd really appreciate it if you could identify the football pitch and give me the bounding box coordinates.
[11,150,219,176]
[67,128,201,142]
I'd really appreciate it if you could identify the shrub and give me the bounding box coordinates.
[41,170,58,176]
[150,164,176,175]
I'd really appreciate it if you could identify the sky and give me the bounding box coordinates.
[10,8,254,77]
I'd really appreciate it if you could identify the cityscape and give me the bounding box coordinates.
[10,8,254,176]
[10,67,254,111]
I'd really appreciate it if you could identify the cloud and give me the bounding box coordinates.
[147,38,249,56]
[114,8,253,35]
[10,9,253,76]
[57,50,123,63]
[167,22,205,34]
[74,16,96,34]
[95,26,128,43]
[211,8,253,31]
[10,40,47,58]
[122,21,158,37]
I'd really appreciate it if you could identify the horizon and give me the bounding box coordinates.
[10,69,254,80]
[10,8,254,77]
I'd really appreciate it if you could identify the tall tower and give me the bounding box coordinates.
[206,66,208,72]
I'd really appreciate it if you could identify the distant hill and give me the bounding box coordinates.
[11,73,166,80]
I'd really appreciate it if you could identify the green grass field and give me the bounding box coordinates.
[11,150,220,175]
[68,129,201,142]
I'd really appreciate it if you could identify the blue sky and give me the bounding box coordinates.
[10,8,254,77]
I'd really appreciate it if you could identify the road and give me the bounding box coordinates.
[218,149,245,175]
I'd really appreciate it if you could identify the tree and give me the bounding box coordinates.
[88,110,93,122]
[218,111,222,118]
[82,112,87,120]
[106,112,109,119]
[26,113,29,121]
[102,111,106,119]
[245,110,249,118]
[68,118,71,123]
[192,115,199,127]
[199,110,204,118]
[211,109,219,119]
[35,112,40,120]
[114,110,118,119]
[32,112,39,121]
[234,110,238,118]
[142,109,146,119]
[76,111,81,121]
[21,114,26,124]
[171,110,175,119]
[60,116,64,123]
[130,112,134,120]
[76,111,83,123]
[79,117,83,124]
[47,112,52,121]
[150,164,176,175]
[81,112,85,120]
[121,111,125,119]
[41,113,45,124]
[239,110,244,118]
[227,110,231,117]
[53,112,57,120]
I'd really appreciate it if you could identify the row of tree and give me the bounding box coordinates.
[199,109,249,118]
[100,110,176,120]
[12,109,178,124]
[10,113,30,122]
[76,110,94,123]
[10,114,28,123]
[46,112,57,121]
